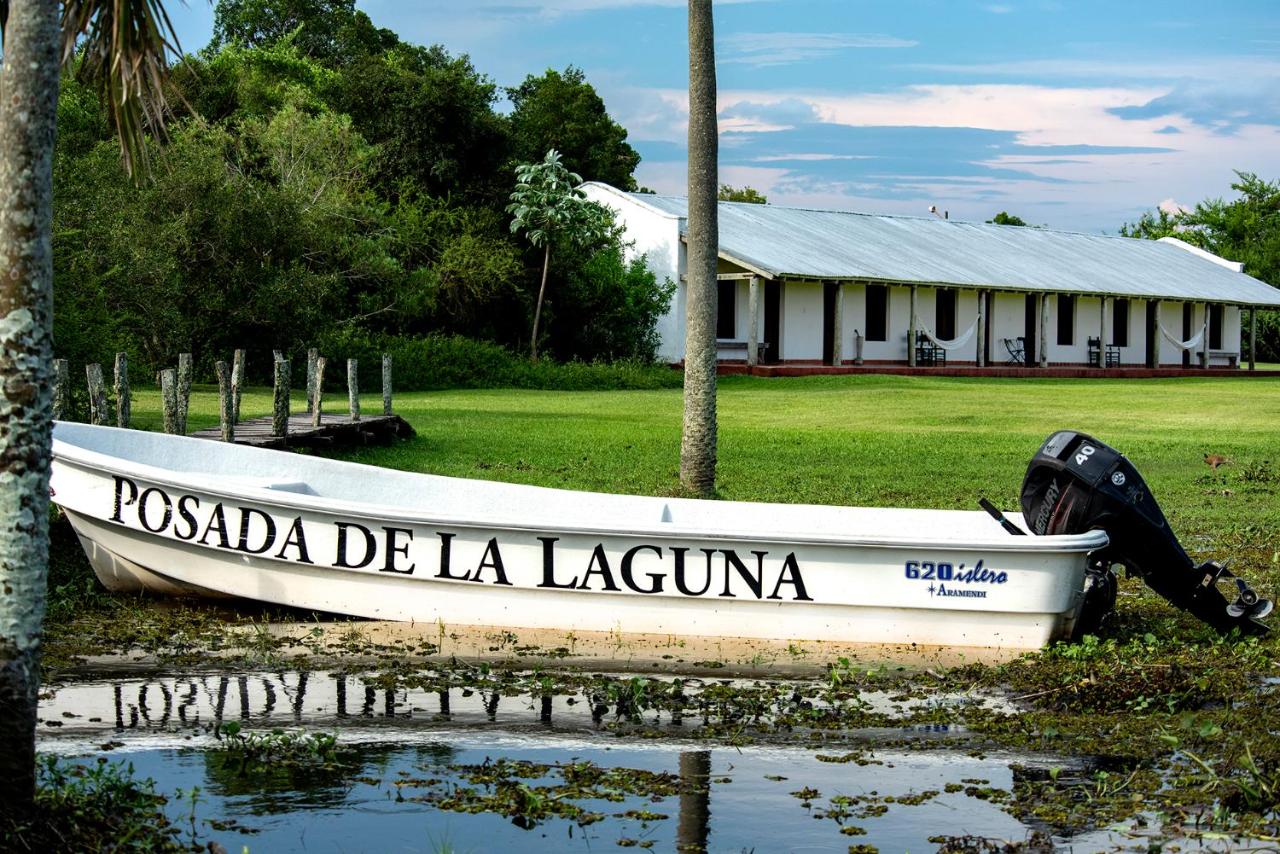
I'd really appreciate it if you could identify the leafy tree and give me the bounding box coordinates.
[987,211,1027,226]
[1122,172,1280,361]
[718,184,766,204]
[508,66,640,191]
[334,44,509,202]
[1,0,180,818]
[53,107,396,371]
[682,0,718,496]
[507,149,611,359]
[544,237,675,362]
[1118,207,1179,240]
[211,0,397,66]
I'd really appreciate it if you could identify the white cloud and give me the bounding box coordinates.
[721,32,919,67]
[983,4,1014,13]
[1159,198,1191,215]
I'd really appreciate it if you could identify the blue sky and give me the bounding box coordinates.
[167,1,1280,232]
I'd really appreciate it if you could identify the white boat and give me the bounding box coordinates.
[50,422,1109,651]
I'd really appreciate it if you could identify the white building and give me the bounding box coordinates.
[582,182,1280,370]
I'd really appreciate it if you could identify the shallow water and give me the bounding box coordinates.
[36,669,1222,852]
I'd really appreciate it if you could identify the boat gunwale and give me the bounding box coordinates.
[51,425,1110,554]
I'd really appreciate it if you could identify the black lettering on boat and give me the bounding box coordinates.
[111,475,138,522]
[197,503,232,549]
[471,537,511,585]
[769,553,812,601]
[236,507,277,555]
[174,495,201,541]
[578,544,620,591]
[379,527,414,575]
[435,532,470,580]
[537,536,578,589]
[334,521,377,569]
[137,487,173,534]
[719,550,764,599]
[275,517,312,564]
[672,547,712,596]
[621,544,664,594]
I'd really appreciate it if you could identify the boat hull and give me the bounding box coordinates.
[51,424,1110,651]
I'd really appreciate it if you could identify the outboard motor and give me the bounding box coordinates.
[1019,430,1271,635]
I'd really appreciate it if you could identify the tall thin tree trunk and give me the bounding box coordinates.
[681,0,718,496]
[676,750,712,851]
[530,243,552,361]
[0,0,61,817]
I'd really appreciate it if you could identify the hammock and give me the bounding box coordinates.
[1158,316,1208,351]
[915,313,980,352]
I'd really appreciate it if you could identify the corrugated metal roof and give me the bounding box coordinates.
[605,186,1280,307]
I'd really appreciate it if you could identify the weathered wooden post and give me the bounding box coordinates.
[312,357,327,428]
[854,329,864,365]
[160,369,179,434]
[907,285,918,367]
[976,291,987,368]
[746,276,760,367]
[831,282,844,365]
[1250,308,1257,372]
[215,360,234,443]
[113,352,130,428]
[347,359,360,422]
[85,364,109,425]
[176,352,193,435]
[306,348,319,415]
[1099,297,1108,368]
[1200,303,1210,369]
[53,358,71,421]
[382,354,392,416]
[272,358,291,438]
[273,349,283,363]
[231,349,245,424]
[1039,294,1050,368]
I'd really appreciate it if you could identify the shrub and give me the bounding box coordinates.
[315,329,681,392]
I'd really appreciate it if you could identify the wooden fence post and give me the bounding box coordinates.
[160,369,179,434]
[306,348,319,415]
[273,358,291,438]
[273,349,283,363]
[176,353,193,435]
[231,349,245,424]
[113,352,130,428]
[312,356,326,428]
[382,354,392,416]
[85,364,109,426]
[215,360,234,443]
[53,358,71,421]
[348,358,360,422]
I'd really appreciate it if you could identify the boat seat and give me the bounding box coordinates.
[222,477,317,496]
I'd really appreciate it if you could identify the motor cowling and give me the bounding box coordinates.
[1020,430,1270,636]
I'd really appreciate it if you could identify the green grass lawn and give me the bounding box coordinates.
[127,373,1280,547]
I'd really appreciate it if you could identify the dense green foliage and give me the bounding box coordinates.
[507,67,640,192]
[718,184,767,204]
[2,757,188,852]
[317,329,682,392]
[51,3,670,381]
[987,211,1027,226]
[1123,172,1280,361]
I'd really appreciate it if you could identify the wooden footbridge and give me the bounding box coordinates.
[188,412,415,450]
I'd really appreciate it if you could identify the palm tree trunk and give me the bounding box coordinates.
[530,242,552,360]
[0,0,61,818]
[680,0,718,496]
[676,750,712,851]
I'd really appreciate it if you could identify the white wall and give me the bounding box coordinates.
[580,185,685,362]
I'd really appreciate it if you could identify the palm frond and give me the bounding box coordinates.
[62,0,185,178]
